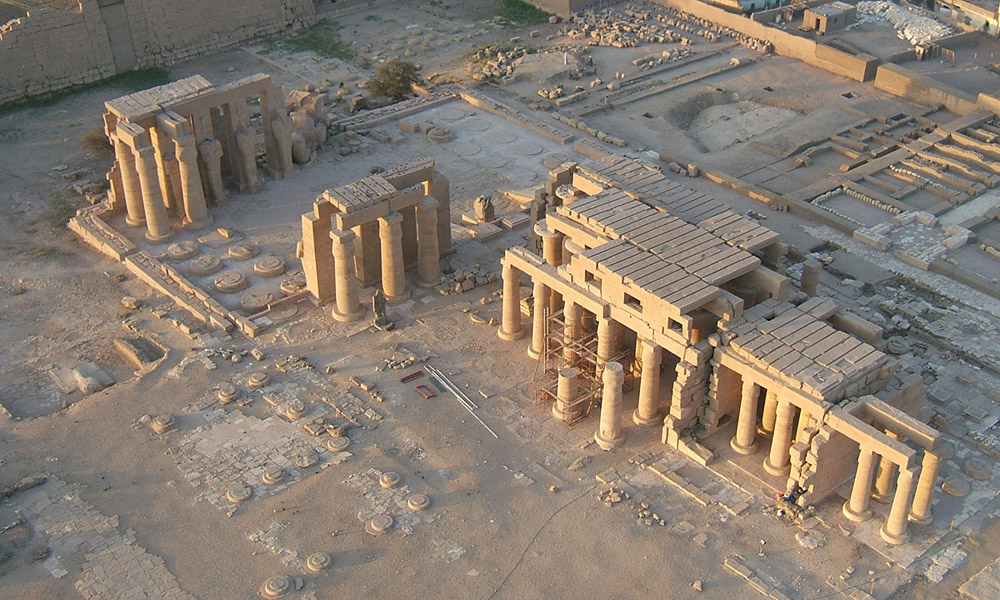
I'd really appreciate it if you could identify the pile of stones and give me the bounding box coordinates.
[434,264,498,296]
[470,44,532,82]
[858,1,953,46]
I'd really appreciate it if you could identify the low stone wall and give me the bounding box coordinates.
[874,63,979,115]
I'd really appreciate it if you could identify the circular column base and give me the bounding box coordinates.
[498,327,526,342]
[763,456,791,477]
[125,216,146,228]
[385,288,411,304]
[757,425,775,436]
[632,409,661,427]
[145,229,174,244]
[416,275,440,289]
[871,490,894,504]
[184,215,213,230]
[332,304,366,323]
[552,402,578,423]
[880,522,910,546]
[730,437,759,456]
[842,501,872,523]
[527,344,543,360]
[908,511,934,526]
[595,430,624,451]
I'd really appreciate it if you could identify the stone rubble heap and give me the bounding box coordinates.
[857,1,953,46]
[561,2,772,54]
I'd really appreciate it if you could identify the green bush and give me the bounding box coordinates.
[268,19,354,60]
[499,0,551,25]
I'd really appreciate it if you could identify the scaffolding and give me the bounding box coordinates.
[533,308,631,428]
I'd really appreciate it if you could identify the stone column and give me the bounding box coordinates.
[595,361,625,450]
[873,433,900,502]
[528,281,549,359]
[498,262,525,341]
[881,465,919,545]
[539,224,564,314]
[631,335,645,378]
[843,447,877,522]
[415,196,440,287]
[596,316,617,377]
[908,449,941,525]
[552,367,579,423]
[115,139,145,226]
[731,379,761,455]
[801,258,821,296]
[633,339,662,427]
[764,400,796,476]
[378,212,409,303]
[174,134,211,229]
[562,301,581,364]
[332,229,364,322]
[134,145,173,243]
[759,389,778,435]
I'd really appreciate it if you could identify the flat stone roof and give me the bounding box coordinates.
[106,75,215,121]
[726,298,890,399]
[580,156,780,252]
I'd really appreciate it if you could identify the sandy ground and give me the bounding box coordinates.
[2,2,1000,599]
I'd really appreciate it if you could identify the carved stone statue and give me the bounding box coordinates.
[372,289,394,331]
[234,126,262,192]
[269,108,295,177]
[474,195,495,223]
[198,137,227,202]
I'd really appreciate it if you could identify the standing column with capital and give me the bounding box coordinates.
[595,361,625,450]
[378,211,409,303]
[133,145,173,243]
[843,447,878,522]
[909,449,941,525]
[332,228,365,322]
[498,262,525,341]
[416,196,440,287]
[174,134,212,229]
[633,338,663,427]
[115,137,145,227]
[881,465,919,545]
[539,224,564,314]
[528,281,549,359]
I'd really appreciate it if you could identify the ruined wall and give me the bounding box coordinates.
[120,0,314,68]
[873,63,979,115]
[528,0,593,18]
[0,0,314,105]
[652,0,878,81]
[0,2,116,104]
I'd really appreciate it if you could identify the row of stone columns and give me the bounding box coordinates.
[728,377,797,476]
[116,131,216,242]
[843,444,942,545]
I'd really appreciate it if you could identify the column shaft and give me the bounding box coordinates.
[134,146,173,242]
[764,400,796,476]
[760,389,778,434]
[378,212,409,302]
[115,139,145,226]
[731,379,760,455]
[562,301,581,364]
[332,229,364,322]
[633,339,662,427]
[843,447,877,522]
[873,433,900,502]
[596,316,616,377]
[498,263,525,341]
[552,367,579,422]
[595,361,625,450]
[416,197,440,286]
[881,466,918,545]
[528,282,549,359]
[540,226,563,314]
[909,450,940,525]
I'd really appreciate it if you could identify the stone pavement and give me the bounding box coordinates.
[15,477,197,600]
